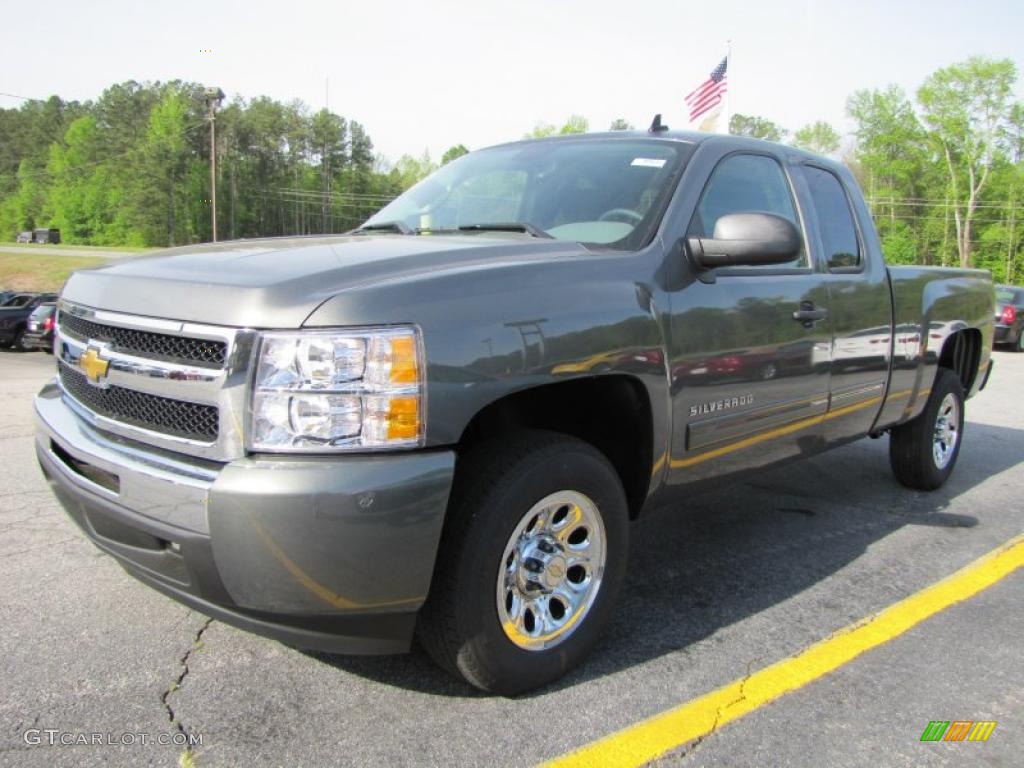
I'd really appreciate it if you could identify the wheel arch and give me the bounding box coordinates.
[455,375,654,519]
[937,328,982,394]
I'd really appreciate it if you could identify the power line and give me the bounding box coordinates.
[0,91,47,102]
[866,198,1023,210]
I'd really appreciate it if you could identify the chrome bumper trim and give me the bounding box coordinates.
[35,382,217,534]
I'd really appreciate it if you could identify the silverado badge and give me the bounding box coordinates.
[80,347,111,385]
[689,394,753,418]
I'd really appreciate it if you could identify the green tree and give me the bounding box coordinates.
[609,118,633,131]
[792,121,841,155]
[918,56,1018,267]
[729,114,786,142]
[525,115,590,139]
[559,114,589,134]
[525,121,557,139]
[847,86,933,260]
[310,108,348,231]
[390,151,437,191]
[1005,103,1024,164]
[134,90,194,245]
[441,144,469,165]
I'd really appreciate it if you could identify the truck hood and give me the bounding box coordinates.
[61,234,591,327]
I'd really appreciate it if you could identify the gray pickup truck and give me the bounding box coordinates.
[35,131,994,695]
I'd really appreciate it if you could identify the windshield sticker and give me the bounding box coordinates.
[631,157,667,168]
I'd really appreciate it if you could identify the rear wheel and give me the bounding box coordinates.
[12,329,28,352]
[889,368,965,490]
[417,431,629,695]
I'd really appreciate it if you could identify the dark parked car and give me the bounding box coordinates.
[0,293,59,350]
[16,231,33,243]
[23,303,57,352]
[994,285,1024,351]
[2,292,37,308]
[31,228,61,244]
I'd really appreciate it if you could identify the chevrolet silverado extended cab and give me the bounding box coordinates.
[35,131,994,694]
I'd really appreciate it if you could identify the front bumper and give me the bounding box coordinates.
[35,380,455,654]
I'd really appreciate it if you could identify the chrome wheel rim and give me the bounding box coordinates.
[496,490,606,652]
[932,393,960,469]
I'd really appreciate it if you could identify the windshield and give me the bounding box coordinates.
[995,288,1019,303]
[363,138,693,250]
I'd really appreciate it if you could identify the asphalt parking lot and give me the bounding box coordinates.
[1,349,1021,768]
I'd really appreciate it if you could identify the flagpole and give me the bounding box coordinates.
[724,39,732,134]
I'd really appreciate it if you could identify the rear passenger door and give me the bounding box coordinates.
[797,164,892,443]
[666,149,833,485]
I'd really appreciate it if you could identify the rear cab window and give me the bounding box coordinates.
[802,165,862,270]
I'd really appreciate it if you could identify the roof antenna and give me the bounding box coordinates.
[649,113,669,133]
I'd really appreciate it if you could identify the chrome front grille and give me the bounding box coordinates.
[59,365,220,441]
[54,301,257,462]
[59,312,228,368]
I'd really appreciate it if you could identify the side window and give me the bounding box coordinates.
[804,166,861,269]
[689,153,805,268]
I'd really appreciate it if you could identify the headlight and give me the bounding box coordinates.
[249,327,424,452]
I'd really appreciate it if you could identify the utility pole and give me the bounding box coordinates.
[203,87,225,242]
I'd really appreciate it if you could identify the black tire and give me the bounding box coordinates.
[417,430,629,695]
[889,368,965,490]
[12,329,28,352]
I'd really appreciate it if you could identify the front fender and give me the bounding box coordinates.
[302,248,671,464]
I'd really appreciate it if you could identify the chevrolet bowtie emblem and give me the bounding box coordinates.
[80,347,110,384]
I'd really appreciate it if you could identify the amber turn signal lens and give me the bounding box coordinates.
[389,336,419,384]
[386,395,421,440]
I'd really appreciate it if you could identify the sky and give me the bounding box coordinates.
[2,0,1023,164]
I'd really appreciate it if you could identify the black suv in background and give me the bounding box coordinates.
[995,285,1024,351]
[23,303,57,353]
[2,293,36,308]
[0,293,59,351]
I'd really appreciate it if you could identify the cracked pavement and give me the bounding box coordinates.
[161,618,213,753]
[0,349,1021,767]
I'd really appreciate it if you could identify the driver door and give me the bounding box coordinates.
[666,150,833,485]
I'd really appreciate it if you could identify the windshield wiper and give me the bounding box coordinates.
[351,220,413,235]
[455,222,553,239]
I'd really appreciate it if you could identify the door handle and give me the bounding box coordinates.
[792,303,828,328]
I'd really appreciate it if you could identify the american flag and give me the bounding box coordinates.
[685,56,728,123]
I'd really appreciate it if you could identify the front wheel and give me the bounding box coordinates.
[889,368,965,490]
[417,431,629,695]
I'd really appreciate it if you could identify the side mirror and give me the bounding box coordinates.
[687,212,801,268]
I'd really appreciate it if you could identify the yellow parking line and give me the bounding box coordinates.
[541,533,1024,768]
